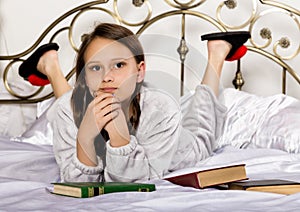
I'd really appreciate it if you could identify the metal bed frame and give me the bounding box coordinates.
[0,0,299,104]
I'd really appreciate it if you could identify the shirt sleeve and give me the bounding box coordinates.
[48,92,104,182]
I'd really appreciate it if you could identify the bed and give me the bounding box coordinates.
[0,0,300,211]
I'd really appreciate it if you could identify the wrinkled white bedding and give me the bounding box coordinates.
[218,88,300,153]
[6,88,300,150]
[1,88,300,211]
[1,137,300,211]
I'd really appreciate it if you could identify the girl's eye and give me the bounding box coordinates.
[90,65,102,72]
[113,62,125,69]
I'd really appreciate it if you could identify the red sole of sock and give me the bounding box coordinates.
[226,45,248,61]
[28,75,50,86]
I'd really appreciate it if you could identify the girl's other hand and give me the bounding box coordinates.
[77,92,119,143]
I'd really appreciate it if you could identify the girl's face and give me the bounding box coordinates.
[84,37,145,102]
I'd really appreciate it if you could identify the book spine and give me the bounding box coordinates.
[81,184,154,197]
[82,186,104,197]
[167,173,200,189]
[103,184,155,194]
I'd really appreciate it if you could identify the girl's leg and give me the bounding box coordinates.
[201,40,231,96]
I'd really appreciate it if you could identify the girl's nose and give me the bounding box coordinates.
[102,68,114,82]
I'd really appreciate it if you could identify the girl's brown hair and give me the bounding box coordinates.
[71,23,144,143]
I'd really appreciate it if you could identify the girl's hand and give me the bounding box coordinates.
[77,92,119,144]
[104,99,130,147]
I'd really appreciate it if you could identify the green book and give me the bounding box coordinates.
[51,182,156,198]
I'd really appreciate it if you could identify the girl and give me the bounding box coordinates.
[24,23,245,182]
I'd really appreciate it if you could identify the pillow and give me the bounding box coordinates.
[0,79,38,137]
[217,88,300,153]
[13,97,56,145]
[0,104,34,137]
[19,111,54,145]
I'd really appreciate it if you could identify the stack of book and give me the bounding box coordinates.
[164,164,248,189]
[164,164,300,195]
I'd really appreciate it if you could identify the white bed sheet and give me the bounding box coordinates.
[1,136,300,211]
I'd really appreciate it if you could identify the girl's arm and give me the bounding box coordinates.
[77,91,133,167]
[49,92,104,182]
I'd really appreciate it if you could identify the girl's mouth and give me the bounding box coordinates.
[93,87,118,97]
[100,87,117,93]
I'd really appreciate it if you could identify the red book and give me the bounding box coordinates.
[164,164,247,189]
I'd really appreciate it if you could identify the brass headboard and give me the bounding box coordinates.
[0,0,299,104]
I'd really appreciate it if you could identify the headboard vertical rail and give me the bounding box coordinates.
[282,68,286,95]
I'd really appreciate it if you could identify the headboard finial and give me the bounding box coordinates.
[224,0,237,9]
[279,37,290,49]
[232,60,244,90]
[260,28,272,39]
[133,0,144,7]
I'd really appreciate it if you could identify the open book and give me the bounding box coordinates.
[164,164,247,189]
